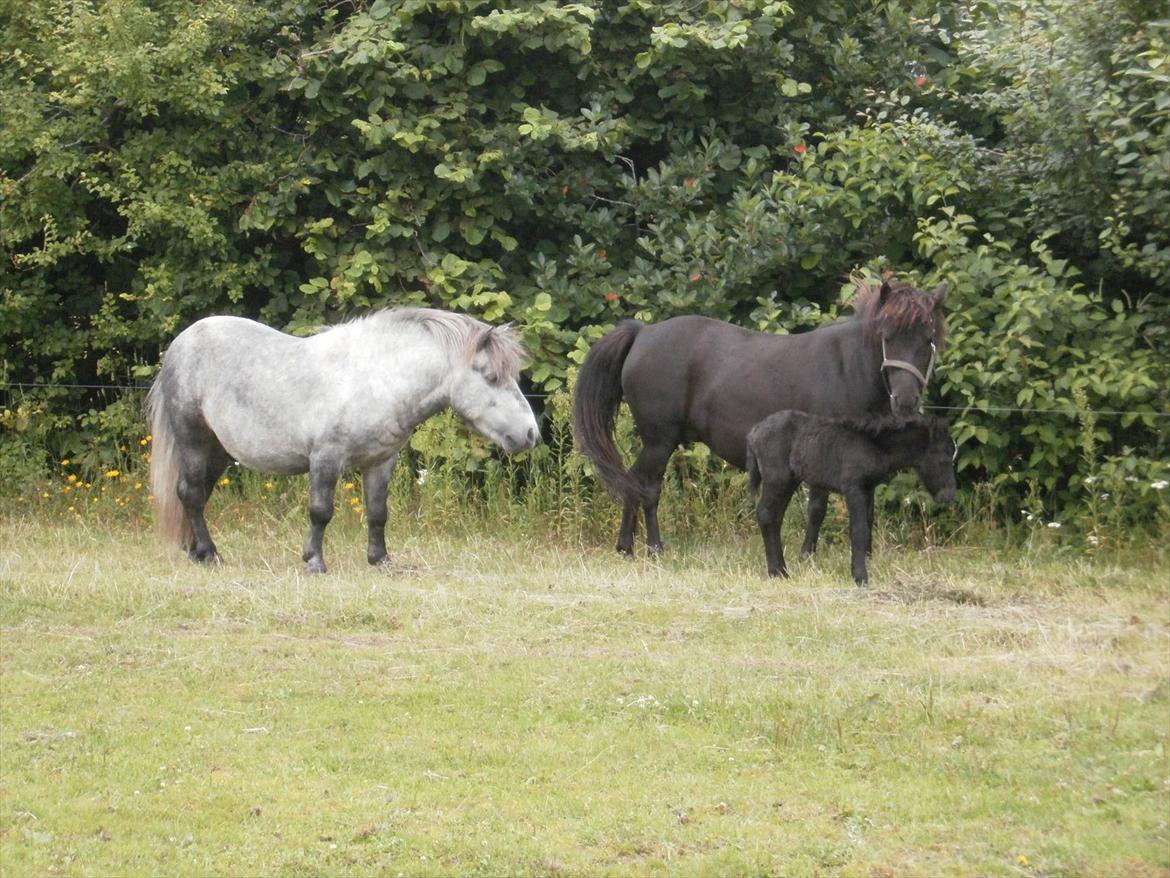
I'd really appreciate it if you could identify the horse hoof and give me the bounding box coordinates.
[189,549,221,566]
[305,557,328,575]
[767,568,789,578]
[616,544,634,557]
[368,553,390,567]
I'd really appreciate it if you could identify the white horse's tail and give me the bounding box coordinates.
[146,378,192,550]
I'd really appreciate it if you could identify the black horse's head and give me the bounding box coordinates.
[859,279,948,416]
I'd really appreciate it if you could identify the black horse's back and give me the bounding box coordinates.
[623,316,864,469]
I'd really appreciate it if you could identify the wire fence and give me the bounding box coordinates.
[4,381,1169,420]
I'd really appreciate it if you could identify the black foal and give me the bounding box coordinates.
[746,412,956,585]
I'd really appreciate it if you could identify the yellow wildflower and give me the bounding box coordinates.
[105,469,120,478]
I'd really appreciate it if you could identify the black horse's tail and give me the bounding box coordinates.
[572,320,650,504]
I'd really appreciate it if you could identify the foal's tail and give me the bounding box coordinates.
[572,320,650,504]
[145,375,192,550]
[746,443,762,497]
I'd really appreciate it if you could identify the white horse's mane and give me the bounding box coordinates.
[329,307,526,381]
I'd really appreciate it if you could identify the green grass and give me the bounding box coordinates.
[1,508,1168,877]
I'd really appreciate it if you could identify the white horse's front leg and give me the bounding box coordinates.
[303,456,341,574]
[363,454,399,566]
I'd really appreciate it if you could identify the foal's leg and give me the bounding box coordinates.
[177,441,231,564]
[756,477,797,578]
[302,455,341,574]
[843,487,873,586]
[800,487,829,558]
[363,454,398,566]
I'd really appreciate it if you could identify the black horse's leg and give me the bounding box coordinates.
[616,501,639,555]
[757,478,797,578]
[177,442,230,565]
[363,454,398,566]
[800,487,829,558]
[844,487,872,586]
[302,457,341,574]
[864,488,876,557]
[629,442,675,554]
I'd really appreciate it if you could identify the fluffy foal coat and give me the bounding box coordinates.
[746,412,957,584]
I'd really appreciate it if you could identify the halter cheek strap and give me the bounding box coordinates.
[881,339,937,391]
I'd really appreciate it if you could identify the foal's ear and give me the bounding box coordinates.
[930,283,947,309]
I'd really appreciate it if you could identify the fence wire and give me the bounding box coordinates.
[5,382,1168,420]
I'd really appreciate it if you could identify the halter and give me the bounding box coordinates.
[881,337,937,395]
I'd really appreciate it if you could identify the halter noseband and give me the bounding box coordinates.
[881,338,937,394]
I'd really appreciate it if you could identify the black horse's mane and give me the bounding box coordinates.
[852,278,947,350]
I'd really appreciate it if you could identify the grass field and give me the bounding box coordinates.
[1,506,1168,877]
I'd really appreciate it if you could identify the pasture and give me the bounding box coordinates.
[1,507,1168,877]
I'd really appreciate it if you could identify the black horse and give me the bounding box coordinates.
[746,411,957,584]
[573,278,946,554]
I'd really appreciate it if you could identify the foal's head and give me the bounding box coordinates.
[912,417,958,505]
[855,278,947,416]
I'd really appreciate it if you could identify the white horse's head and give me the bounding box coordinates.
[447,322,539,454]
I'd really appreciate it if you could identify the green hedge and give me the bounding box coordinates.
[2,0,1168,524]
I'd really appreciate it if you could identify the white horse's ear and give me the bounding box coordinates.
[479,322,514,347]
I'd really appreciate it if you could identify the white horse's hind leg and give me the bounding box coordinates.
[302,456,341,574]
[363,454,399,566]
[177,443,231,564]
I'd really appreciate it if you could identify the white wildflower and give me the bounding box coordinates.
[1151,480,1168,490]
[416,468,429,486]
[1047,521,1062,529]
